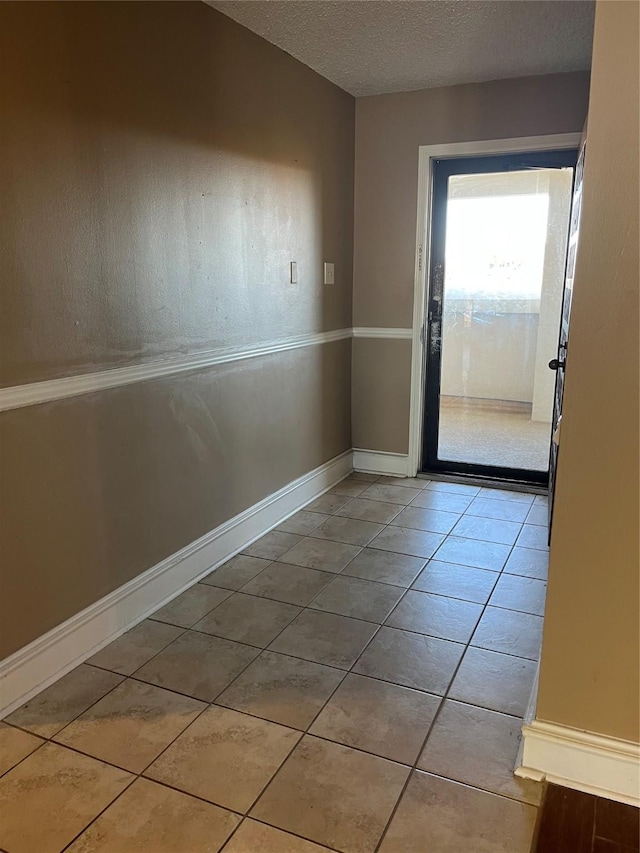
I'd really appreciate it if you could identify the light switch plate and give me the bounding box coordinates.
[290,261,298,284]
[324,262,335,285]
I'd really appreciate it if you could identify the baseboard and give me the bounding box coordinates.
[0,450,353,717]
[517,719,640,807]
[352,449,410,477]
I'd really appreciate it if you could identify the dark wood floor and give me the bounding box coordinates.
[534,784,639,853]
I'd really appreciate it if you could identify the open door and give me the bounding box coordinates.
[548,133,587,530]
[422,149,578,486]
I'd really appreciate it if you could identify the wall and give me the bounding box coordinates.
[0,2,354,659]
[352,71,591,455]
[537,0,640,743]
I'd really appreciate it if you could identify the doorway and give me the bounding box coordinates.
[421,150,577,485]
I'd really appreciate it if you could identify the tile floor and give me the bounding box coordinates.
[0,473,550,853]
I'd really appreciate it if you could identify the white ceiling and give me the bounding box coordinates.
[205,0,594,97]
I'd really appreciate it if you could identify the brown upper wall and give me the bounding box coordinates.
[0,2,354,657]
[537,0,639,743]
[0,2,355,387]
[353,71,591,328]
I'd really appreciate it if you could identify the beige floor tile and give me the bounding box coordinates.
[335,497,403,524]
[87,620,183,676]
[503,546,549,579]
[349,472,380,483]
[200,555,272,590]
[67,777,239,853]
[478,487,535,504]
[449,647,537,716]
[409,490,473,512]
[223,820,333,852]
[426,481,480,496]
[369,526,445,559]
[251,735,409,853]
[194,592,300,648]
[243,531,303,560]
[359,483,422,505]
[451,515,522,546]
[305,493,351,514]
[329,480,369,497]
[385,590,483,644]
[134,630,260,702]
[0,723,43,776]
[411,561,498,604]
[5,664,123,738]
[342,548,426,587]
[309,575,404,623]
[353,626,463,694]
[489,574,547,616]
[276,510,331,535]
[471,606,543,660]
[150,584,231,628]
[310,673,440,764]
[418,700,542,805]
[390,505,460,534]
[216,651,344,730]
[269,610,377,670]
[516,523,550,551]
[534,494,549,507]
[434,536,511,570]
[378,770,537,853]
[146,705,300,813]
[278,537,361,573]
[525,504,549,527]
[466,497,530,523]
[376,476,430,489]
[240,561,334,605]
[54,678,205,773]
[312,515,384,547]
[0,742,132,853]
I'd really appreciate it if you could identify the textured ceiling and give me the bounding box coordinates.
[205,0,594,97]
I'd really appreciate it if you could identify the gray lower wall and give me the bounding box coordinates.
[351,339,412,454]
[0,342,351,659]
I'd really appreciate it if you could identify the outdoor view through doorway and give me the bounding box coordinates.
[423,152,576,483]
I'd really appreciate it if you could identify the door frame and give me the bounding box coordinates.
[407,133,583,478]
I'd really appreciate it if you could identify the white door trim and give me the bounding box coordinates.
[407,132,583,477]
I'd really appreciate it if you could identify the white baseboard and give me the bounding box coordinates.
[352,449,410,477]
[0,450,353,717]
[517,719,640,806]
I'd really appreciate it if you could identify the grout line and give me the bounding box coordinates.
[373,506,541,852]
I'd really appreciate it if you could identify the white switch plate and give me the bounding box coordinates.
[290,261,298,284]
[324,262,335,285]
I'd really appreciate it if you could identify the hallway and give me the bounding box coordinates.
[0,475,548,853]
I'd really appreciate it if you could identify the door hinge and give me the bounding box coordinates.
[420,323,426,345]
[418,245,423,272]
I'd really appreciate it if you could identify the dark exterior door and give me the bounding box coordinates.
[548,135,587,527]
[422,148,578,486]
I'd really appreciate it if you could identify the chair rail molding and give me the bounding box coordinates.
[0,328,353,413]
[352,327,413,340]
